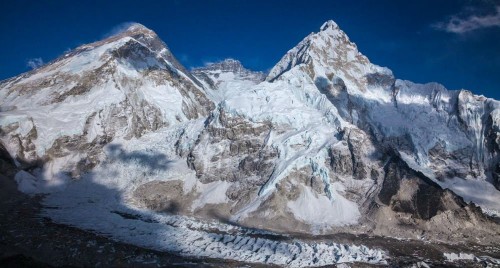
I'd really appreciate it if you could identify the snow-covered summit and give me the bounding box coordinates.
[122,22,151,33]
[320,20,339,31]
[266,20,390,95]
[76,22,160,51]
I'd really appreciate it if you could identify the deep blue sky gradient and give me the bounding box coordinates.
[1,0,499,99]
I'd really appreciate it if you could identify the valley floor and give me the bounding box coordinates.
[1,173,499,268]
[0,174,251,268]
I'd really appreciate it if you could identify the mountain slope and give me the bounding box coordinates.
[0,23,213,192]
[154,20,499,242]
[266,19,500,215]
[0,20,499,266]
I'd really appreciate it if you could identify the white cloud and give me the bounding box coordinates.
[26,57,44,69]
[434,5,500,34]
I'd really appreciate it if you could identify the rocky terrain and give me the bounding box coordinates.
[0,21,499,266]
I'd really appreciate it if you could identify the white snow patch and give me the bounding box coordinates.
[440,178,500,217]
[287,186,360,229]
[443,252,500,265]
[191,181,231,210]
[230,196,265,222]
[443,252,475,261]
[14,170,38,194]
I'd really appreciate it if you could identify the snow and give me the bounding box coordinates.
[254,19,500,225]
[400,151,500,217]
[439,178,500,217]
[34,118,386,266]
[221,68,347,131]
[60,38,131,73]
[210,65,370,228]
[101,123,203,189]
[13,153,83,194]
[142,82,185,119]
[0,76,126,156]
[14,170,38,193]
[443,252,500,265]
[320,20,339,30]
[287,185,360,229]
[191,181,231,210]
[264,19,495,217]
[42,173,387,267]
[443,252,475,261]
[0,27,204,161]
[257,125,340,197]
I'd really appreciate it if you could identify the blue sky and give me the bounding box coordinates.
[1,0,499,99]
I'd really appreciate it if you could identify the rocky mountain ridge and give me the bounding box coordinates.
[0,21,499,265]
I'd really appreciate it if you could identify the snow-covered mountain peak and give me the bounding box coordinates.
[61,22,199,89]
[115,23,163,47]
[122,22,151,33]
[72,22,191,76]
[315,20,352,47]
[106,23,175,60]
[316,20,351,44]
[79,23,159,51]
[0,21,189,95]
[0,21,213,165]
[320,20,339,31]
[267,20,391,97]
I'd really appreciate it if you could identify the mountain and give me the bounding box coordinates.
[1,20,499,266]
[192,58,265,102]
[0,23,213,191]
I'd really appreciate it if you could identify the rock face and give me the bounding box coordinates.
[193,58,265,81]
[1,20,499,246]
